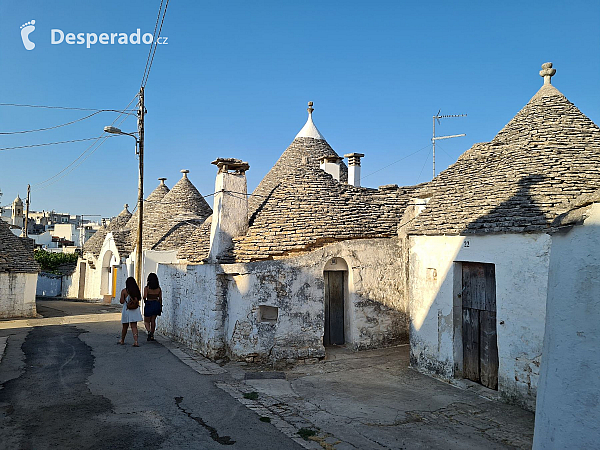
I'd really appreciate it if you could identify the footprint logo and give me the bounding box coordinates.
[20,20,36,50]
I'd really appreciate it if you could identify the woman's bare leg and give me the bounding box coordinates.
[131,322,139,346]
[120,323,128,344]
[144,317,151,333]
[151,316,157,334]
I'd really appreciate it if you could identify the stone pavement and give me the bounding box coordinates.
[0,300,535,449]
[152,334,534,449]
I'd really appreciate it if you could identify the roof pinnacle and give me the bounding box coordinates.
[158,177,167,185]
[295,101,325,140]
[180,169,189,178]
[539,62,556,85]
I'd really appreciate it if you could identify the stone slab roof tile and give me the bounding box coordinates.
[0,219,39,273]
[82,205,131,256]
[408,81,600,236]
[145,173,212,251]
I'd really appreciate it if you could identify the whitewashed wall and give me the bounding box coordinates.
[533,204,600,448]
[156,263,224,357]
[409,233,551,410]
[157,238,409,362]
[36,273,62,297]
[0,272,37,318]
[142,250,178,286]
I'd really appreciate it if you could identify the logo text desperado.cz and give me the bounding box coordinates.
[51,29,168,49]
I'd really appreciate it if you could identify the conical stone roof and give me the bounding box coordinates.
[408,64,600,236]
[82,204,131,256]
[122,179,171,255]
[0,219,39,273]
[178,104,416,263]
[146,170,212,251]
[125,179,170,232]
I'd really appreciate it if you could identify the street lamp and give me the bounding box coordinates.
[104,87,145,286]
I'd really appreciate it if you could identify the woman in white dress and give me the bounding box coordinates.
[118,277,143,347]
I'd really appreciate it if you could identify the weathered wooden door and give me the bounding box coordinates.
[324,271,345,346]
[461,262,498,390]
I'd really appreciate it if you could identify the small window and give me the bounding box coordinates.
[258,305,278,323]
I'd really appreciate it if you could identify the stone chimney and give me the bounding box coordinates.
[320,156,343,182]
[344,153,364,187]
[208,158,250,262]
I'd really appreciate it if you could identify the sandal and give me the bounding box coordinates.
[133,343,139,347]
[117,340,125,345]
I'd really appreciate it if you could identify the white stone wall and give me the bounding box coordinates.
[0,272,37,318]
[533,204,600,448]
[409,233,551,410]
[157,238,409,362]
[156,263,225,357]
[36,273,62,297]
[142,250,178,286]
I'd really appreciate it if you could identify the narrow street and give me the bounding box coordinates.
[0,300,535,449]
[0,300,303,450]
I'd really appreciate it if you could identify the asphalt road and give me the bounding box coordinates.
[0,301,303,450]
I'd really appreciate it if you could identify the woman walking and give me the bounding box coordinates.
[143,272,162,341]
[119,277,143,347]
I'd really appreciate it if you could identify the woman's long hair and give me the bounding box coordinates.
[147,272,160,290]
[125,277,141,300]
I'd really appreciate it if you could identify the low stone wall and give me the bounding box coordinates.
[0,272,37,318]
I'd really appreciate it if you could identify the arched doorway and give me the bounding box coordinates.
[323,257,348,346]
[100,250,117,298]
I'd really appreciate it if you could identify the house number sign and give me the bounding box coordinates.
[463,240,470,248]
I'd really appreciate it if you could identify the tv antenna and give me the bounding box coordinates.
[432,111,467,178]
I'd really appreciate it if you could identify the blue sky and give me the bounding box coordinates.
[1,1,599,218]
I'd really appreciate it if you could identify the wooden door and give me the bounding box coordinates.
[461,262,498,390]
[77,262,86,299]
[324,271,345,346]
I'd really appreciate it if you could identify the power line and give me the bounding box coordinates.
[0,111,104,135]
[141,0,170,88]
[361,144,431,180]
[141,0,165,87]
[415,146,432,185]
[0,103,137,114]
[32,95,138,189]
[0,136,115,152]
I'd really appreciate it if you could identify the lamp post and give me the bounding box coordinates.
[104,87,145,285]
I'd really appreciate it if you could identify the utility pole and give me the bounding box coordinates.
[135,87,145,285]
[24,184,30,238]
[432,111,467,178]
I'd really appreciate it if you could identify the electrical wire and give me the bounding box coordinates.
[141,0,165,87]
[32,94,138,189]
[415,146,432,185]
[0,103,137,114]
[0,111,104,135]
[361,144,431,180]
[33,114,131,190]
[0,136,114,152]
[141,0,170,88]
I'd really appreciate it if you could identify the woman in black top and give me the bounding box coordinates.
[143,272,162,341]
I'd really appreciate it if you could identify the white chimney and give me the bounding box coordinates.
[344,153,364,187]
[208,158,250,262]
[320,156,343,181]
